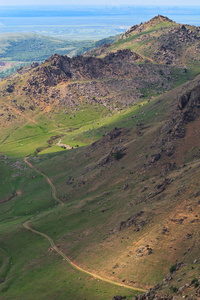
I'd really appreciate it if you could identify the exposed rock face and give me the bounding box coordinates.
[146,82,200,164]
[135,295,173,300]
[92,15,200,67]
[163,83,200,139]
[110,211,150,234]
[43,49,143,84]
[112,296,126,300]
[117,211,144,231]
[16,62,39,75]
[9,49,175,112]
[152,25,200,65]
[98,146,126,167]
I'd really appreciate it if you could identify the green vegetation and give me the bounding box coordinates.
[191,278,198,285]
[113,150,125,160]
[0,155,138,299]
[97,20,178,57]
[1,76,200,298]
[0,33,91,62]
[0,33,118,78]
[171,286,178,293]
[170,265,176,273]
[0,62,31,79]
[1,15,200,300]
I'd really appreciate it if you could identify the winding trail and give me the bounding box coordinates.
[56,138,72,150]
[23,157,147,294]
[24,157,63,205]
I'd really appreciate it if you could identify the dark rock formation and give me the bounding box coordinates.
[112,296,126,300]
[111,211,144,234]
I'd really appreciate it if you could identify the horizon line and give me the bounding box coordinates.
[1,4,200,7]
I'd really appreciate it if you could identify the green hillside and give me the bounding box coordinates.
[88,15,200,70]
[0,33,118,78]
[1,16,200,300]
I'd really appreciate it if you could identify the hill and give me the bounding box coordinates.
[0,15,200,300]
[87,15,200,70]
[0,33,118,78]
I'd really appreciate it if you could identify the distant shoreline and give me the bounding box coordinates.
[0,6,200,40]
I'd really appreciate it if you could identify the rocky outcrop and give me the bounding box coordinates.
[98,146,126,166]
[112,296,126,300]
[119,15,174,40]
[163,83,200,139]
[146,82,200,164]
[94,15,200,67]
[13,48,175,111]
[152,25,200,65]
[16,62,39,75]
[43,49,143,84]
[111,211,147,234]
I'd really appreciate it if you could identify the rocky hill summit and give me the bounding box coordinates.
[119,15,174,40]
[88,15,200,68]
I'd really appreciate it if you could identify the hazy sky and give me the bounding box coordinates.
[0,0,200,6]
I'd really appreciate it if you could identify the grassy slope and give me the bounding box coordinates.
[27,79,200,295]
[1,74,200,298]
[101,20,178,55]
[0,156,137,300]
[1,17,200,299]
[0,63,199,158]
[94,18,200,73]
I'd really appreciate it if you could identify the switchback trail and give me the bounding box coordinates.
[23,157,147,294]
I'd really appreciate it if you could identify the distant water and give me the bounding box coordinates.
[0,5,200,40]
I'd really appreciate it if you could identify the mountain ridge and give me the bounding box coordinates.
[87,15,200,68]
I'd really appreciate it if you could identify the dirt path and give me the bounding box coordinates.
[23,221,146,293]
[56,138,72,150]
[23,157,147,294]
[24,157,64,205]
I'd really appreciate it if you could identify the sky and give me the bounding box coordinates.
[0,0,200,6]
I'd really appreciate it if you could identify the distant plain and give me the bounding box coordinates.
[0,5,200,40]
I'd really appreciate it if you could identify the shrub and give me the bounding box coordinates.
[170,265,176,273]
[172,287,178,293]
[191,278,198,285]
[113,150,124,160]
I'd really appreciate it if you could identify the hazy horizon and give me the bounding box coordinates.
[1,5,200,40]
[0,1,200,6]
